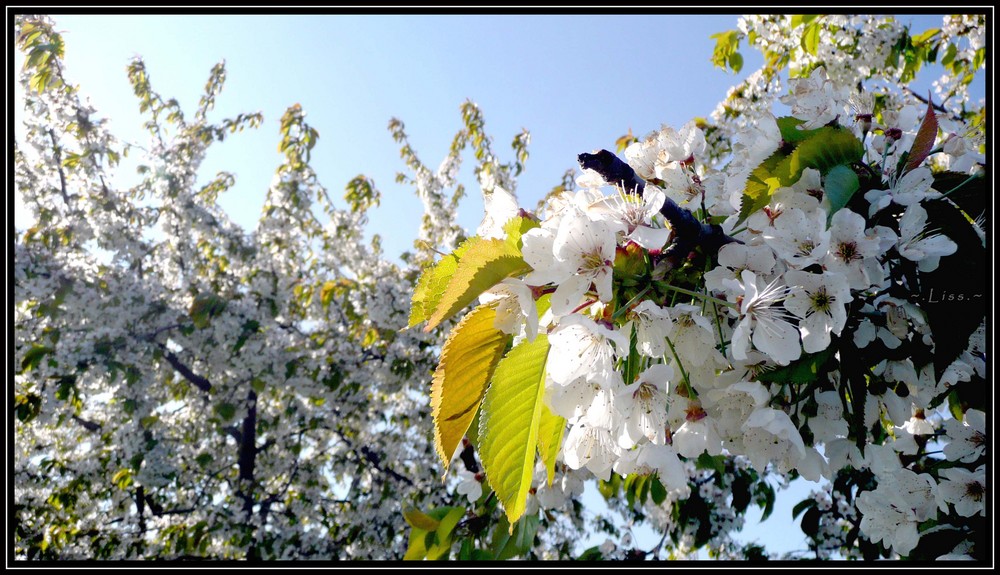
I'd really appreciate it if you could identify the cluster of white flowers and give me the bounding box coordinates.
[471,43,984,555]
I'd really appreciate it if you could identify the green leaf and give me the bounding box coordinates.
[911,27,940,46]
[777,116,821,144]
[536,406,565,487]
[478,334,550,527]
[214,403,237,422]
[21,344,53,372]
[775,127,864,186]
[577,546,605,560]
[492,515,539,559]
[430,304,510,470]
[650,476,667,505]
[403,527,430,560]
[407,247,462,329]
[731,473,752,513]
[757,349,834,385]
[728,52,743,74]
[503,216,539,251]
[823,164,860,223]
[320,280,337,311]
[425,237,531,332]
[739,126,863,225]
[801,507,821,538]
[758,482,777,521]
[598,474,621,500]
[189,292,226,329]
[696,452,726,476]
[903,98,939,173]
[791,14,820,28]
[947,389,964,421]
[940,42,958,67]
[792,498,816,520]
[710,30,742,72]
[738,150,786,225]
[435,506,466,542]
[112,469,133,490]
[801,22,820,55]
[403,507,441,531]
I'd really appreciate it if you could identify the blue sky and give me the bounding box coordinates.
[32,14,954,259]
[17,12,968,557]
[38,14,769,260]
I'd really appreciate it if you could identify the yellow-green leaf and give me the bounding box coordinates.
[791,14,820,28]
[320,280,337,311]
[431,304,510,470]
[408,250,460,329]
[911,27,940,46]
[403,507,441,531]
[536,406,565,487]
[801,22,820,55]
[435,506,466,542]
[738,150,786,225]
[403,527,430,560]
[425,237,531,332]
[503,216,540,251]
[478,334,550,527]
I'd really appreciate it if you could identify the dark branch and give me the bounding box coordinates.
[159,346,212,393]
[238,390,258,483]
[578,149,646,194]
[48,130,71,206]
[71,414,101,432]
[578,150,740,270]
[334,430,414,487]
[903,87,964,123]
[138,322,185,342]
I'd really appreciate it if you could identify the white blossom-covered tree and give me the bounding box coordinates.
[14,13,986,562]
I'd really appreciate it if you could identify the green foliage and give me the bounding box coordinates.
[739,122,864,224]
[823,164,861,224]
[536,405,565,487]
[403,506,469,560]
[17,19,66,94]
[800,20,821,56]
[502,216,540,252]
[408,246,463,329]
[757,349,835,385]
[710,30,744,73]
[414,237,531,332]
[344,175,380,214]
[188,292,227,329]
[478,334,550,527]
[278,103,320,167]
[490,514,540,559]
[20,345,54,373]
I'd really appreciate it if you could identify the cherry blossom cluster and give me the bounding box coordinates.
[473,59,984,558]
